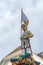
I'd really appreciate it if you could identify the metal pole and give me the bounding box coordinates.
[21,9,22,47]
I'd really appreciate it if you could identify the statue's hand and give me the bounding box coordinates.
[26,31,33,38]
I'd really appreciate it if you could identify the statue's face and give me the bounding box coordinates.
[22,25,27,31]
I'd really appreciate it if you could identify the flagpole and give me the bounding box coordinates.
[21,8,22,47]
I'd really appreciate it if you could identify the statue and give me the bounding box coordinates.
[21,20,33,54]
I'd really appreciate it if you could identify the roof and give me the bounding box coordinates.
[7,46,21,56]
[37,52,43,58]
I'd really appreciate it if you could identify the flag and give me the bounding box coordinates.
[21,9,28,22]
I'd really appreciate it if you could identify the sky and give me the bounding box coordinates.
[0,0,43,61]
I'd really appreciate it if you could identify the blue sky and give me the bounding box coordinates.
[0,0,43,61]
